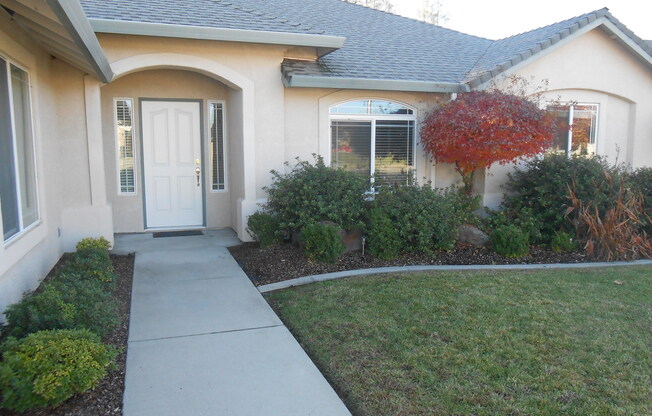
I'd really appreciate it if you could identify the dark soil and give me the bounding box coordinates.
[229,242,590,286]
[0,253,134,416]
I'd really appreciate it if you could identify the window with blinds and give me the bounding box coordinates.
[1,57,38,241]
[115,99,135,194]
[209,101,226,191]
[330,100,416,186]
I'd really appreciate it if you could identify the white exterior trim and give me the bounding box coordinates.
[90,19,345,57]
[208,100,228,193]
[113,97,137,195]
[328,99,417,182]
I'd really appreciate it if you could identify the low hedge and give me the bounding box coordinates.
[3,238,118,339]
[0,329,116,411]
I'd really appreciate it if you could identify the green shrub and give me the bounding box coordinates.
[3,278,118,339]
[0,329,116,411]
[491,225,530,258]
[550,231,578,252]
[265,156,368,233]
[367,208,402,260]
[484,207,542,243]
[67,249,115,286]
[76,237,111,252]
[301,223,345,263]
[501,153,620,243]
[628,167,652,233]
[371,184,462,253]
[246,211,281,248]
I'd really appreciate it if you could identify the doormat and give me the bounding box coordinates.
[153,230,204,238]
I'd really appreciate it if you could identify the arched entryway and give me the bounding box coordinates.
[100,53,257,240]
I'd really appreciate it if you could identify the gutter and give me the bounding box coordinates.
[284,73,470,93]
[46,0,114,83]
[89,19,346,57]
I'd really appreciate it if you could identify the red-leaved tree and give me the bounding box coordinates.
[420,90,556,193]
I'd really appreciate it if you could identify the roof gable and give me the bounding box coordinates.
[464,8,652,88]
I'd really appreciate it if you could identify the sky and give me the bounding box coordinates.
[393,0,652,41]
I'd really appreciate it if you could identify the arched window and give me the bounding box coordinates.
[330,99,416,186]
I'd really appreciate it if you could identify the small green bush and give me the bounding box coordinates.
[491,225,530,258]
[367,208,402,260]
[371,184,462,253]
[0,329,117,411]
[301,223,345,263]
[265,156,368,233]
[501,153,620,243]
[550,231,578,252]
[76,237,111,252]
[484,207,542,243]
[246,211,281,248]
[3,278,118,339]
[66,249,116,286]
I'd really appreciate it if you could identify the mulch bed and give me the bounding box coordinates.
[0,253,134,416]
[229,242,590,286]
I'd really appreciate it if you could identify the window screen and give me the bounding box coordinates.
[115,99,135,194]
[331,121,372,177]
[210,102,226,191]
[0,59,38,241]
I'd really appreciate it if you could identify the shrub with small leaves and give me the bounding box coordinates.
[550,231,578,252]
[0,329,117,411]
[247,211,281,248]
[76,237,111,252]
[501,153,620,243]
[371,184,462,253]
[367,208,402,260]
[265,156,368,233]
[66,248,116,286]
[301,223,345,263]
[491,225,530,258]
[3,278,118,339]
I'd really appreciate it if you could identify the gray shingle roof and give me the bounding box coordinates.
[80,0,326,35]
[464,8,652,87]
[79,1,652,90]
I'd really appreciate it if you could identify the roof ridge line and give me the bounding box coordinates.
[491,7,609,42]
[464,8,618,88]
[335,0,492,41]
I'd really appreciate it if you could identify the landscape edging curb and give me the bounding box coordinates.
[257,260,652,293]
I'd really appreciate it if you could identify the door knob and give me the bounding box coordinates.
[195,167,201,186]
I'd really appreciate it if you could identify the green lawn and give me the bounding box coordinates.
[267,267,652,416]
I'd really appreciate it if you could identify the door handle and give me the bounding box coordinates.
[195,167,201,187]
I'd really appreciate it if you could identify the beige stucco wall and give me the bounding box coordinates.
[283,87,454,187]
[481,27,652,209]
[100,69,232,232]
[0,13,111,320]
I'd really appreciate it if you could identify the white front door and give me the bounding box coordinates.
[141,100,203,229]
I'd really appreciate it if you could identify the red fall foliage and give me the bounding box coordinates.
[420,90,556,192]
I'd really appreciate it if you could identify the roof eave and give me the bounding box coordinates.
[89,19,346,57]
[45,0,113,83]
[284,74,470,93]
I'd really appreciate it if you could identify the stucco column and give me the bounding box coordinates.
[83,75,109,206]
[60,76,114,250]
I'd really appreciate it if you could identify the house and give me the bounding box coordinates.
[1,0,651,317]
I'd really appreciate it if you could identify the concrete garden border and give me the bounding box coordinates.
[258,260,652,293]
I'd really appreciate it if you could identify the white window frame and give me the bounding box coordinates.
[329,99,417,185]
[0,55,40,244]
[208,100,228,193]
[548,102,600,157]
[113,97,137,195]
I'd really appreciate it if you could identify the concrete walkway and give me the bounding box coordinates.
[113,230,350,416]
